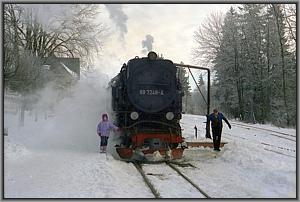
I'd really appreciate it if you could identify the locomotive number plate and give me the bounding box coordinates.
[139,89,164,95]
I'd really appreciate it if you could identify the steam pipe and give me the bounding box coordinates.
[174,63,211,138]
[173,63,210,115]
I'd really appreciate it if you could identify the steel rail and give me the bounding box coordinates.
[230,122,295,137]
[166,162,211,198]
[133,162,161,198]
[133,161,211,198]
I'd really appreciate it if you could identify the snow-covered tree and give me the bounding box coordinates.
[4,4,106,126]
[177,64,191,113]
[196,4,296,126]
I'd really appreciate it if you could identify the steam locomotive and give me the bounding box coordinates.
[111,52,185,161]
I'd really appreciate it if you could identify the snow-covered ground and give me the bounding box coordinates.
[4,73,296,198]
[180,114,296,198]
[4,112,296,198]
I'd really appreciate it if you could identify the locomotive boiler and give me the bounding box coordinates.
[110,52,186,161]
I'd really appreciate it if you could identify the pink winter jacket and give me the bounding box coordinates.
[97,121,118,137]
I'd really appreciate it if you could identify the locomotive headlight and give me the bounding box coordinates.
[166,112,174,120]
[148,51,157,60]
[130,111,139,120]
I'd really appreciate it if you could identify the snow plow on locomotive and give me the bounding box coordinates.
[110,52,212,162]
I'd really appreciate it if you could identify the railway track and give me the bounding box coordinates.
[133,162,161,198]
[263,148,296,158]
[223,132,296,158]
[192,120,295,143]
[227,122,296,143]
[260,142,296,153]
[191,126,295,158]
[230,122,296,138]
[133,161,210,198]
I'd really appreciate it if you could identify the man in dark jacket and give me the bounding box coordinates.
[207,108,231,151]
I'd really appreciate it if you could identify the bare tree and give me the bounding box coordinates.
[4,4,106,126]
[4,4,23,78]
[193,12,224,67]
[4,4,106,76]
[45,5,105,63]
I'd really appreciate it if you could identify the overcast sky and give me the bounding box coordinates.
[97,4,234,77]
[19,4,234,79]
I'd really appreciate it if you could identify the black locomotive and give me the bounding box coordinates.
[110,52,185,161]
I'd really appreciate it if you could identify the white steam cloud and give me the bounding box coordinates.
[4,68,122,155]
[104,4,128,40]
[18,4,74,31]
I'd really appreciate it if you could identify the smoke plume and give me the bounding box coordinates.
[141,34,154,54]
[105,4,128,40]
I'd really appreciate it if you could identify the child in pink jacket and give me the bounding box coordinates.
[97,113,119,153]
